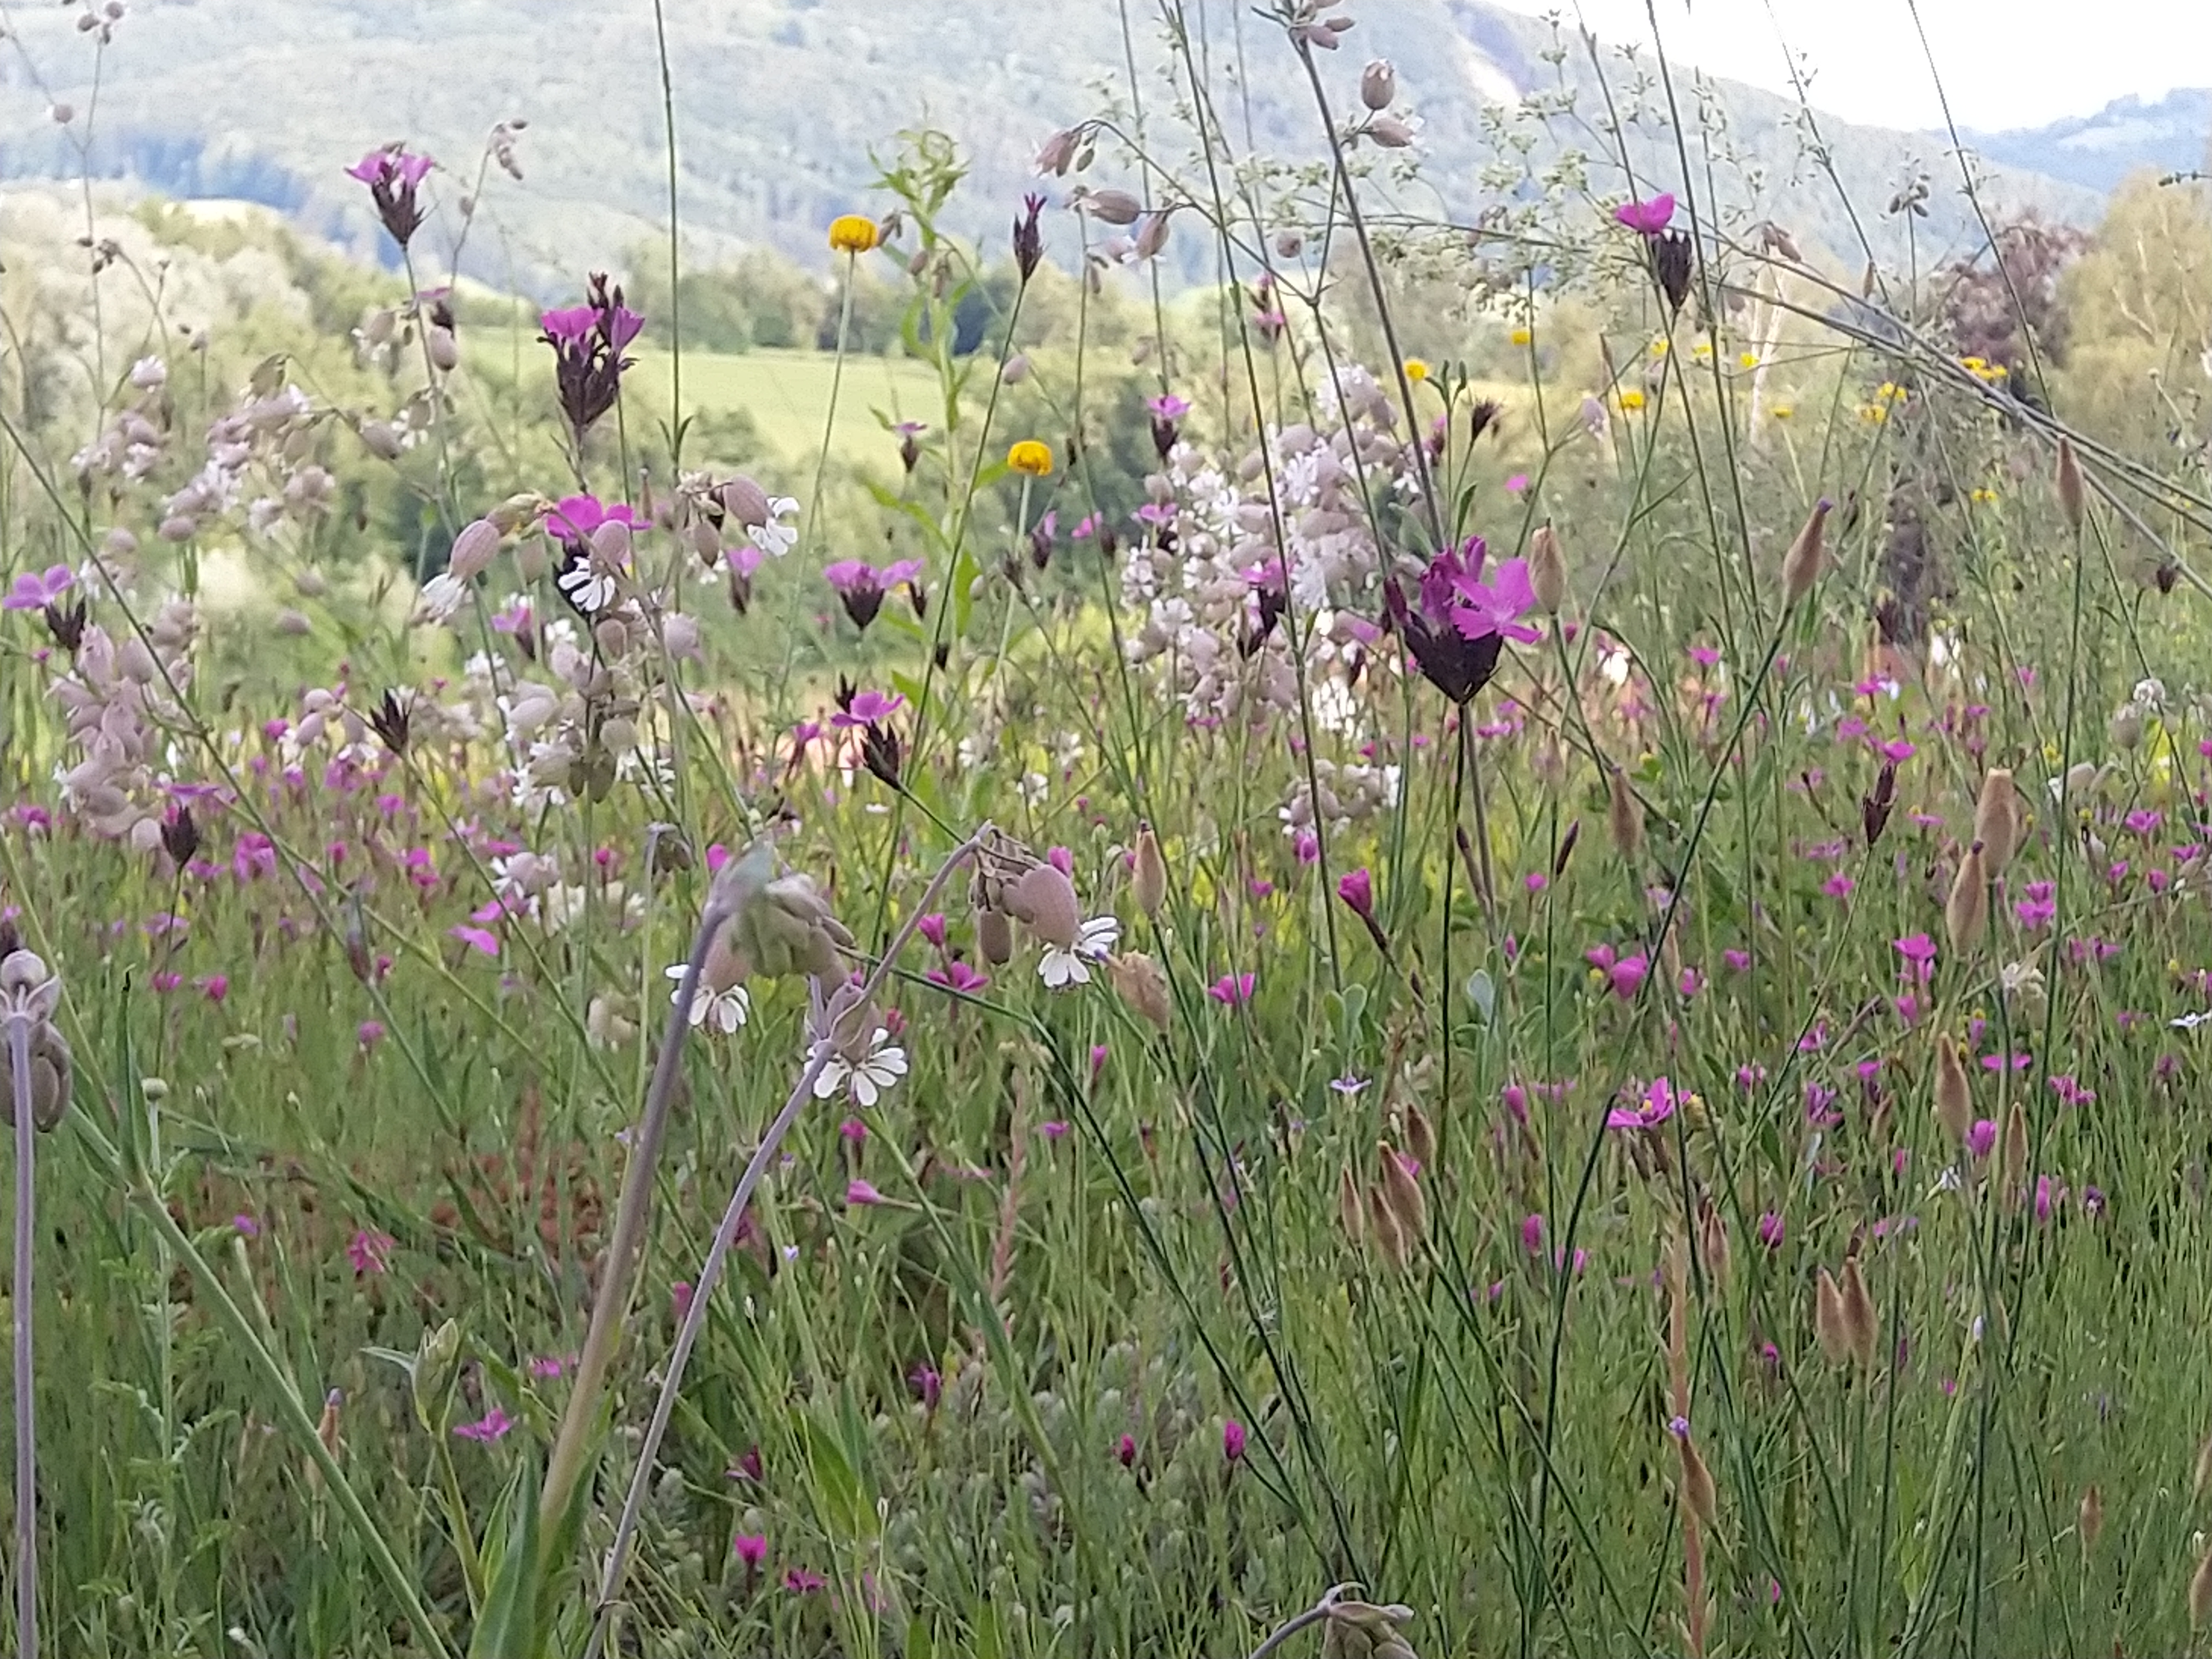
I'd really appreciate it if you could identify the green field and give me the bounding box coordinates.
[625,347,947,469]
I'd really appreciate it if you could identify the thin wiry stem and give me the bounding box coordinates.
[8,1017,35,1659]
[582,826,991,1656]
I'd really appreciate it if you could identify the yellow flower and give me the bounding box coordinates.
[1738,351,1760,370]
[1692,341,1713,360]
[1509,326,1533,347]
[1859,404,1888,424]
[828,215,879,255]
[1403,358,1430,383]
[1970,486,1998,505]
[1770,403,1794,420]
[1961,355,1986,371]
[1617,388,1646,412]
[1649,337,1669,357]
[1007,439,1053,477]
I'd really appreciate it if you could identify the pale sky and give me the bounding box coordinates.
[1488,0,2211,132]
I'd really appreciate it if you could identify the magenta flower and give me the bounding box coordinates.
[1336,867,1375,918]
[357,1020,386,1048]
[1450,555,1542,646]
[1146,393,1191,421]
[1116,1432,1138,1466]
[232,1214,260,1238]
[453,1407,513,1443]
[1613,192,1676,236]
[544,494,642,545]
[347,1227,395,1276]
[783,1568,827,1595]
[1386,536,1533,703]
[846,1179,884,1207]
[831,688,906,729]
[528,1356,569,1379]
[1521,1213,1545,1255]
[1208,972,1255,1007]
[925,960,990,994]
[1222,1419,1247,1462]
[3,565,72,612]
[733,1533,768,1570]
[449,924,500,957]
[917,913,949,951]
[909,1363,942,1409]
[1605,1075,1679,1130]
[540,274,645,443]
[1967,1118,1997,1160]
[1585,944,1648,1001]
[346,145,434,247]
[1893,933,1937,981]
[823,558,924,630]
[1756,1212,1784,1249]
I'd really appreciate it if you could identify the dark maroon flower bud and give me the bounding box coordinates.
[43,597,87,653]
[1553,817,1581,879]
[369,689,411,757]
[1862,760,1897,848]
[860,720,902,788]
[1651,229,1694,313]
[160,805,200,867]
[1013,193,1047,283]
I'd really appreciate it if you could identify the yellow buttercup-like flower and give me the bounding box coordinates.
[828,215,879,255]
[1617,388,1646,412]
[1738,351,1760,370]
[1971,486,1998,505]
[1509,326,1533,347]
[1403,358,1430,383]
[1007,439,1054,477]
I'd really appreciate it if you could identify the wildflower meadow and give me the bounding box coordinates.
[5,2,2212,1656]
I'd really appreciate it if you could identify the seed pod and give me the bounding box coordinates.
[1403,1104,1437,1173]
[1082,188,1143,225]
[1361,58,1396,110]
[1606,768,1643,862]
[1528,522,1566,614]
[1839,1256,1876,1369]
[2192,1542,2212,1630]
[1105,951,1169,1030]
[1814,1267,1849,1364]
[427,324,460,371]
[1338,1165,1365,1248]
[1378,1141,1426,1254]
[1934,1037,1973,1146]
[2001,1100,2029,1201]
[719,476,771,528]
[1697,1200,1730,1291]
[447,517,502,583]
[2057,438,2085,534]
[1780,498,1833,606]
[1006,864,1082,950]
[1367,1182,1408,1271]
[1132,823,1167,918]
[1678,1432,1718,1528]
[1973,769,2019,876]
[1945,842,1989,953]
[358,420,404,461]
[2079,1485,2103,1554]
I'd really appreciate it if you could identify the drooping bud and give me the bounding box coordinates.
[1697,1198,1730,1291]
[1839,1255,1877,1369]
[1528,522,1566,614]
[1780,497,1833,607]
[719,476,771,529]
[358,420,404,461]
[1945,841,1989,953]
[730,870,854,981]
[1361,59,1396,110]
[2001,1099,2028,1202]
[1006,864,1082,950]
[1132,823,1167,918]
[1403,1104,1436,1174]
[1814,1267,1849,1364]
[1367,1183,1408,1271]
[411,1318,463,1433]
[2056,438,2085,534]
[1973,769,2019,876]
[447,516,501,583]
[1934,1037,1973,1146]
[1081,188,1143,226]
[1607,768,1643,862]
[1106,951,1170,1031]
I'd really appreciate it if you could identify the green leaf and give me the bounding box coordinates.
[467,1461,541,1659]
[1464,969,1497,1026]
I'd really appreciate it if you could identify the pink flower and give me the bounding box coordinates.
[1208,972,1255,1007]
[1293,831,1320,865]
[831,689,906,729]
[783,1568,826,1594]
[1222,1419,1247,1462]
[528,1356,568,1379]
[1756,1212,1785,1249]
[345,146,435,246]
[1116,1433,1138,1467]
[1605,1075,1678,1130]
[917,912,949,951]
[3,565,71,612]
[1612,193,1676,236]
[733,1533,768,1570]
[925,960,990,994]
[198,974,230,1003]
[233,1214,260,1237]
[449,924,500,957]
[909,1363,942,1408]
[847,1179,884,1207]
[672,1280,693,1320]
[1521,1212,1545,1255]
[1449,553,1542,646]
[453,1408,512,1443]
[1821,872,1854,900]
[1504,473,1529,494]
[1336,867,1374,918]
[1967,1119,1997,1160]
[347,1227,395,1276]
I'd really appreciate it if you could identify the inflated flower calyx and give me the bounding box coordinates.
[978,909,1015,966]
[1132,824,1167,918]
[1106,951,1170,1031]
[1321,1598,1418,1659]
[727,872,852,980]
[1,950,70,1133]
[1004,864,1081,950]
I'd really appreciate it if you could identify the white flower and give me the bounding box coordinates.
[1039,915,1119,990]
[416,572,469,624]
[1015,770,1049,805]
[557,562,619,614]
[814,1027,908,1107]
[747,496,800,558]
[2172,1010,2212,1031]
[665,964,750,1034]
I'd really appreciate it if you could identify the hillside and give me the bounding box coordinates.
[0,0,2106,295]
[1960,88,2212,196]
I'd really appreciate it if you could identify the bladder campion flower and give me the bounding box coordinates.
[1007,440,1053,477]
[828,214,879,254]
[814,1026,908,1108]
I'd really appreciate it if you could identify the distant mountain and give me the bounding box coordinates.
[0,0,2104,295]
[1961,89,2212,196]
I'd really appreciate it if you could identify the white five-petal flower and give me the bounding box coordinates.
[814,1026,909,1107]
[747,496,800,558]
[1039,915,1120,990]
[664,964,750,1034]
